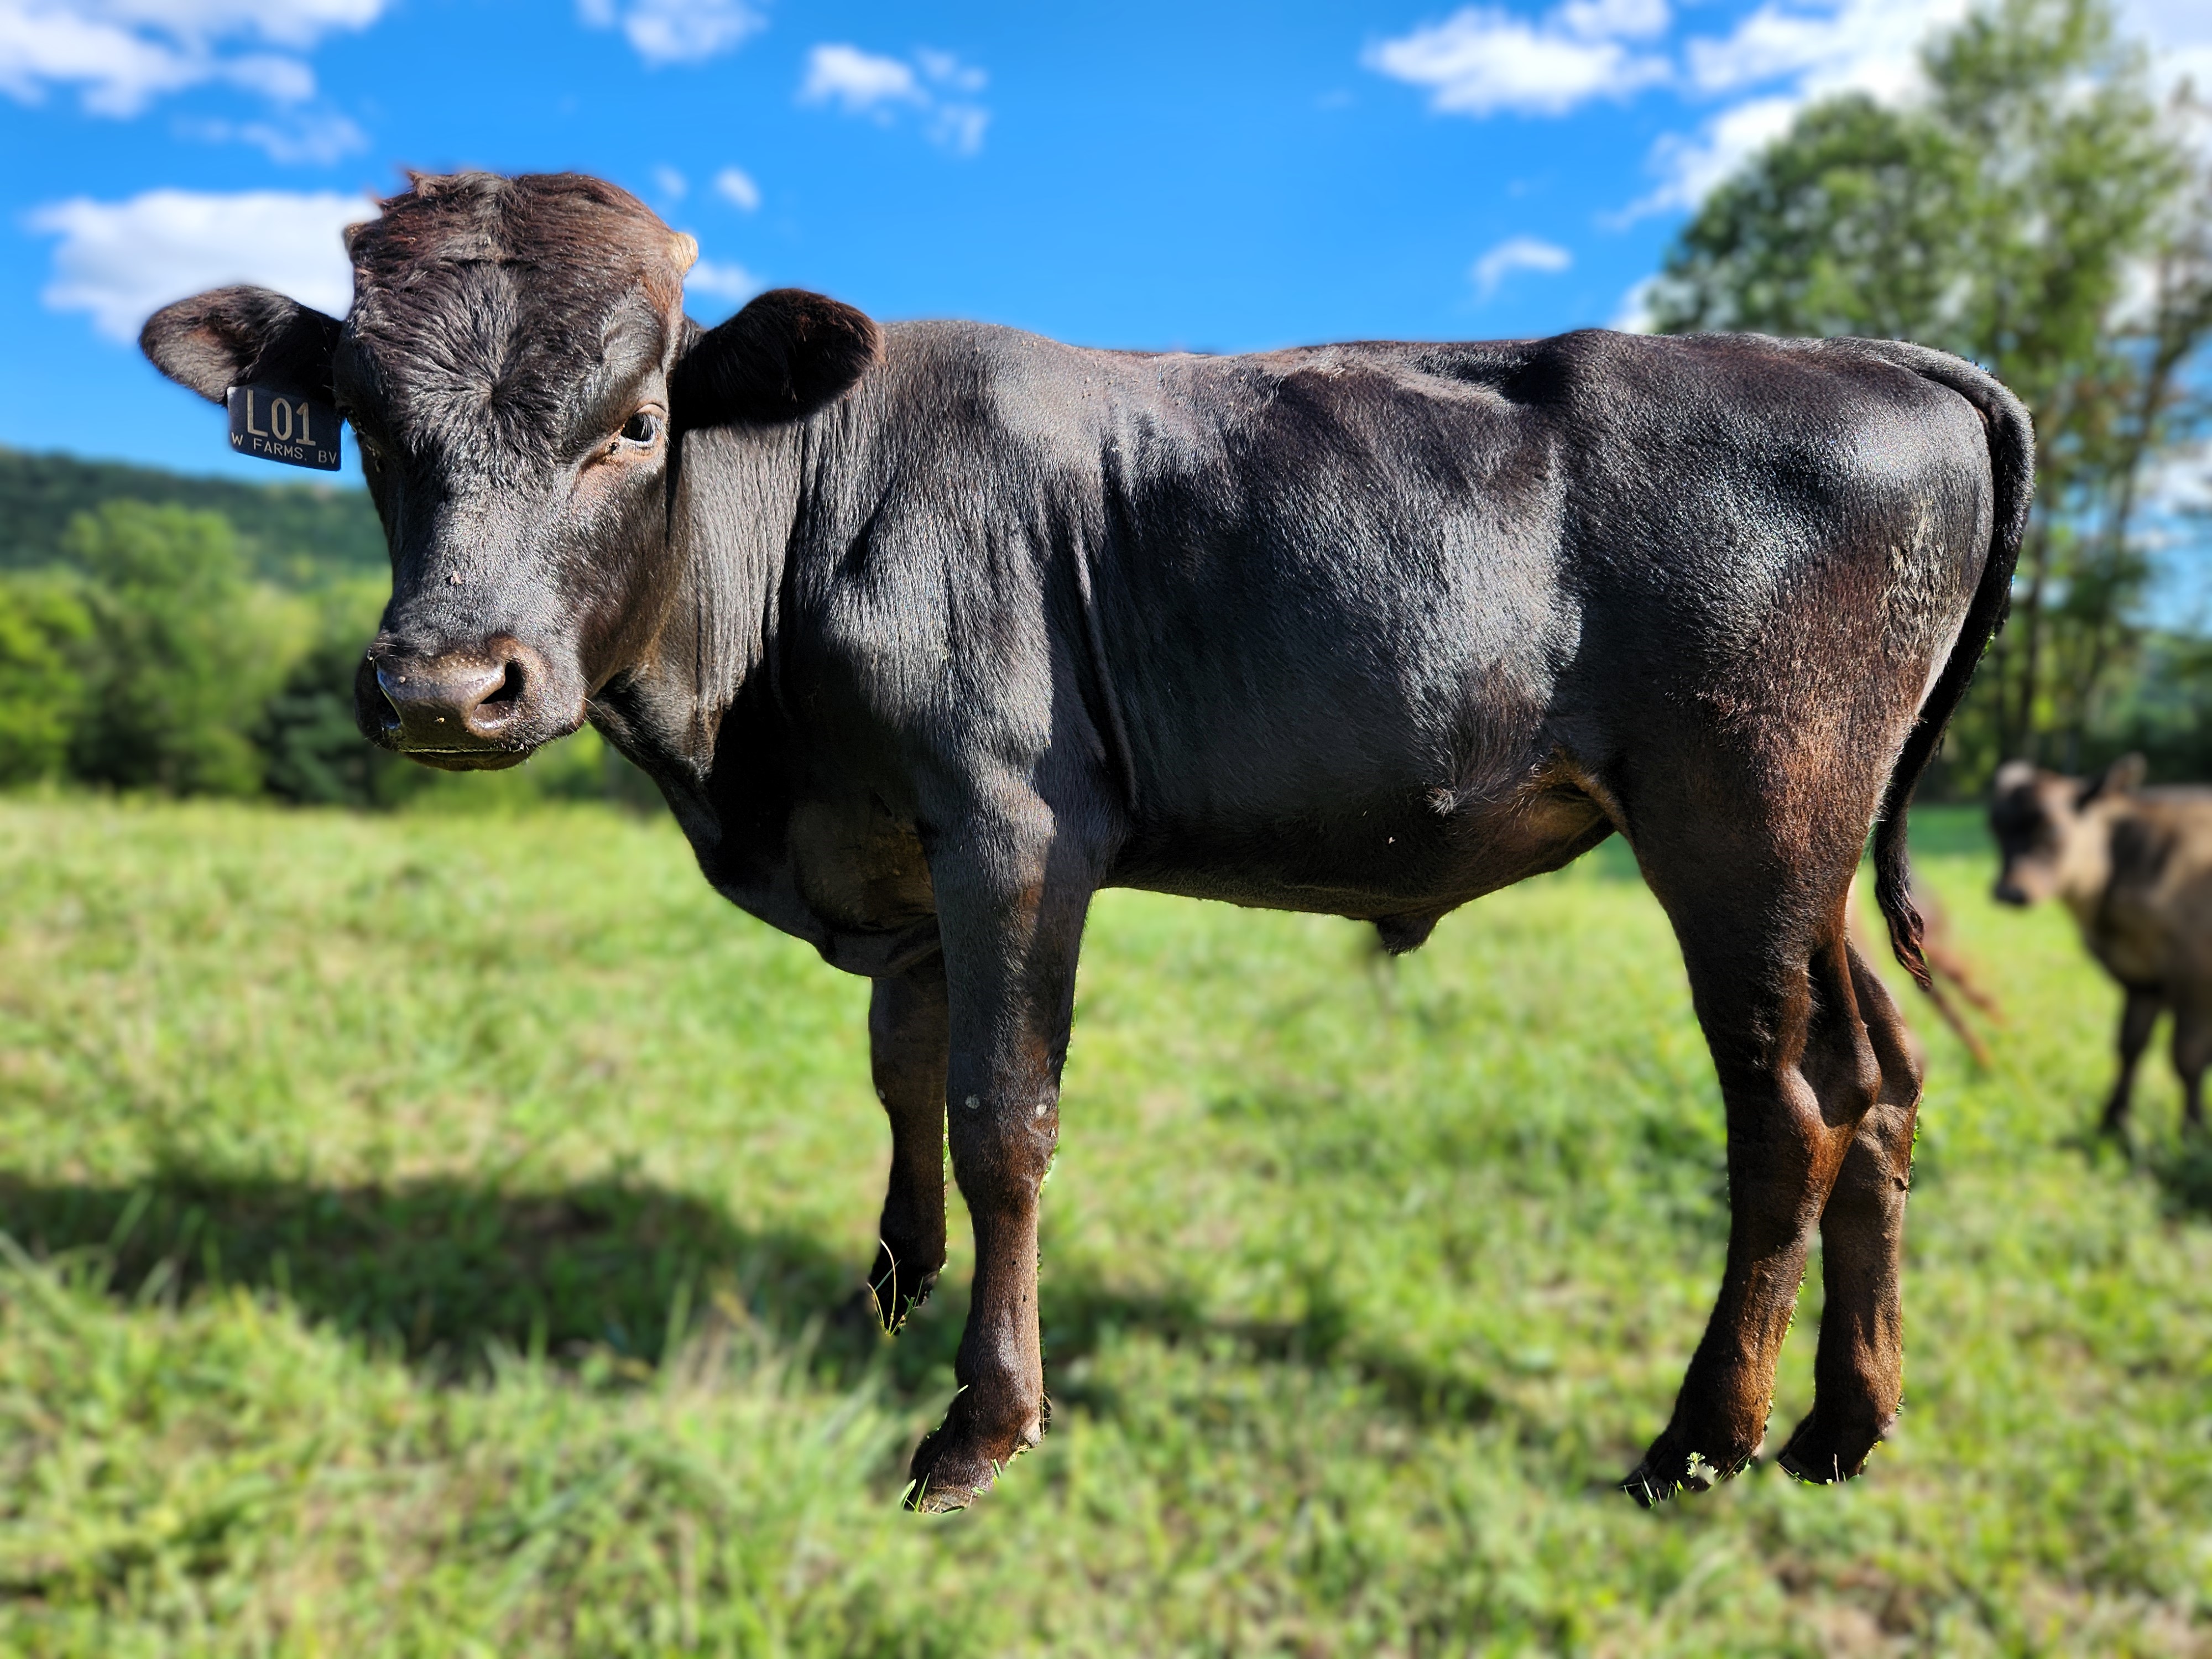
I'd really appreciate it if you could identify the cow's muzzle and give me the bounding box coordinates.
[357,638,564,771]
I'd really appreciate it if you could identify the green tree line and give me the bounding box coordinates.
[0,496,639,809]
[0,444,387,581]
[1652,0,2212,790]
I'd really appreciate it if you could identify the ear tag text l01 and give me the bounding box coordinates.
[225,385,341,472]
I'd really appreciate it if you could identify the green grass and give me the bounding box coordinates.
[0,795,2208,1655]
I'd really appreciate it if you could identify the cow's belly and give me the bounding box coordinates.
[2093,872,2212,992]
[1107,780,1611,922]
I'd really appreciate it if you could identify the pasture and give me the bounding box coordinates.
[0,792,2206,1656]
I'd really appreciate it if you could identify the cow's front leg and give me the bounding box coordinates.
[2103,985,2162,1138]
[867,956,949,1331]
[906,818,1094,1512]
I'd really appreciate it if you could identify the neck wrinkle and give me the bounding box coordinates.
[654,419,807,778]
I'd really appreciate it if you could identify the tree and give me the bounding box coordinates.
[1648,0,2212,785]
[256,577,442,809]
[62,502,314,796]
[0,573,91,785]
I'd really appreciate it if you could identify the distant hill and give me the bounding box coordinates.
[0,446,385,588]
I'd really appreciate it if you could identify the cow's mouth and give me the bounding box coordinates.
[403,747,533,772]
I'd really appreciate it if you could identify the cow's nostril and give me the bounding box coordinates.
[483,659,527,707]
[366,660,404,734]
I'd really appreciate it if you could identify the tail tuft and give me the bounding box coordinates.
[1874,822,1931,990]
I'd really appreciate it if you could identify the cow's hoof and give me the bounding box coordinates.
[1775,1406,1891,1485]
[866,1239,940,1333]
[904,1396,1042,1513]
[1619,1431,1751,1507]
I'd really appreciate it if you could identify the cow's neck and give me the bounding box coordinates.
[592,419,813,856]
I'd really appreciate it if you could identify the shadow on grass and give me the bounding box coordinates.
[0,1172,1505,1424]
[0,1173,862,1380]
[2146,1136,2212,1219]
[1039,1274,1502,1425]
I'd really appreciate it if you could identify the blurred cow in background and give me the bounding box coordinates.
[1990,756,2212,1135]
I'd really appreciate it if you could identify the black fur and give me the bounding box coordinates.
[672,289,882,430]
[139,286,345,405]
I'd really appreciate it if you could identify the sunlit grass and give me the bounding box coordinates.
[0,796,2206,1655]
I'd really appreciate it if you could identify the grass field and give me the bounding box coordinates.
[0,794,2208,1656]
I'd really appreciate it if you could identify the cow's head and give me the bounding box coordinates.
[140,171,878,770]
[1989,754,2146,905]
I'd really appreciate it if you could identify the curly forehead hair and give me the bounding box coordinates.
[345,171,695,311]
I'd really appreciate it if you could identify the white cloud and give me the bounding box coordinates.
[1610,275,1661,331]
[1688,0,1969,102]
[1368,0,1965,129]
[929,102,989,155]
[185,107,368,164]
[1616,93,1799,221]
[1472,234,1573,299]
[799,42,990,155]
[0,0,380,117]
[1365,0,1670,117]
[686,258,762,307]
[576,0,763,66]
[801,43,920,109]
[1373,0,2212,222]
[651,163,688,201]
[30,187,372,341]
[2124,0,2212,98]
[913,45,985,94]
[1611,0,1966,220]
[713,165,760,211]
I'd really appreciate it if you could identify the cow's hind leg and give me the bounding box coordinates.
[1775,942,1922,1484]
[2168,995,2211,1135]
[1622,875,1885,1506]
[867,956,950,1331]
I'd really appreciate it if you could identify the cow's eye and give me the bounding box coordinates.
[619,410,661,445]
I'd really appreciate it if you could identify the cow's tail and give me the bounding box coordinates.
[1857,340,2035,988]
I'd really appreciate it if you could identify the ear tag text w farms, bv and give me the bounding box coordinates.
[226,385,341,472]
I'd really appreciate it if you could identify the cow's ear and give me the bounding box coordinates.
[2079,753,2148,806]
[671,289,880,430]
[140,285,342,406]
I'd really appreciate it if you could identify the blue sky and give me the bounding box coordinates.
[1,0,2203,484]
